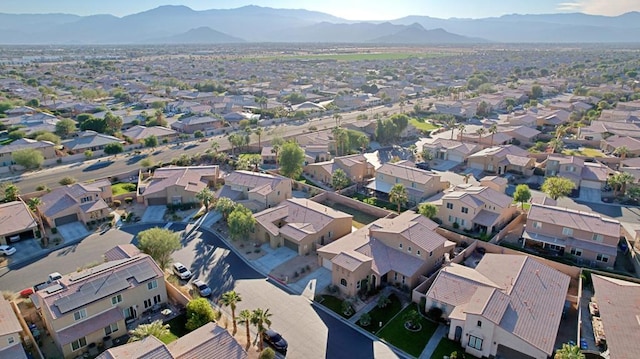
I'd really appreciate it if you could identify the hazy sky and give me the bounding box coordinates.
[1,0,639,19]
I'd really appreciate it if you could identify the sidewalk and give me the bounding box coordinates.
[418,324,447,359]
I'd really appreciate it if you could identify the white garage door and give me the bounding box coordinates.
[581,180,602,189]
[322,257,333,270]
[468,161,485,170]
[448,153,463,163]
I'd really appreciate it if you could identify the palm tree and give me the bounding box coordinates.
[332,127,348,156]
[26,197,47,245]
[238,309,253,350]
[4,184,20,202]
[128,320,170,343]
[554,343,585,359]
[476,128,487,146]
[210,141,220,154]
[458,124,466,142]
[219,290,242,335]
[448,119,456,140]
[254,128,263,148]
[614,146,629,160]
[333,114,342,128]
[489,124,498,145]
[549,138,565,153]
[251,308,272,352]
[609,172,635,196]
[195,187,214,212]
[389,183,408,214]
[271,144,280,166]
[555,125,568,140]
[358,136,369,153]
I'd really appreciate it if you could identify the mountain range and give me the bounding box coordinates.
[0,5,639,44]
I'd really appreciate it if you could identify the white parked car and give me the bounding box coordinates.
[0,245,16,256]
[172,262,192,280]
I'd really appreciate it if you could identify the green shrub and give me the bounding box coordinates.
[51,227,58,234]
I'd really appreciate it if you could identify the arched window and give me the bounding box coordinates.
[340,278,347,287]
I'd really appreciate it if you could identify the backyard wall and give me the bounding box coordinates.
[310,191,394,219]
[11,301,44,359]
[491,212,526,244]
[164,280,191,307]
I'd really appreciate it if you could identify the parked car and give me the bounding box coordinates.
[0,245,16,256]
[172,262,192,280]
[48,272,62,283]
[192,279,212,297]
[415,162,430,170]
[263,329,288,353]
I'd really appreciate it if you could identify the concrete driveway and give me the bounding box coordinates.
[141,206,166,223]
[57,222,90,244]
[253,244,297,274]
[289,267,332,297]
[431,160,458,171]
[578,188,603,204]
[2,238,42,267]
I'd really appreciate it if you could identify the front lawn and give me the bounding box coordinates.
[350,193,408,212]
[562,148,605,158]
[431,338,479,359]
[111,182,137,196]
[377,303,438,357]
[318,295,354,319]
[358,294,403,333]
[409,118,439,132]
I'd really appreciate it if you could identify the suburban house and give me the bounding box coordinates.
[33,247,168,358]
[0,200,39,245]
[0,297,28,359]
[421,138,479,164]
[252,198,353,255]
[479,176,508,194]
[37,179,113,228]
[458,131,512,147]
[170,116,223,134]
[260,146,278,165]
[217,170,292,211]
[429,184,517,234]
[578,121,640,141]
[121,125,178,145]
[501,126,541,144]
[466,145,535,175]
[318,211,455,296]
[590,274,640,359]
[138,166,219,206]
[2,111,59,135]
[0,138,57,167]
[366,161,449,206]
[544,155,585,189]
[302,144,332,164]
[522,203,620,269]
[62,131,125,154]
[425,254,570,359]
[600,135,640,157]
[303,154,375,186]
[96,322,247,359]
[296,131,336,153]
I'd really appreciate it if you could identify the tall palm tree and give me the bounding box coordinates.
[210,141,220,154]
[555,125,568,140]
[128,320,170,343]
[271,144,280,166]
[358,136,369,153]
[614,146,629,160]
[613,172,636,196]
[238,309,253,350]
[448,119,456,140]
[26,197,47,245]
[333,114,342,128]
[476,128,487,145]
[332,127,348,156]
[195,188,214,212]
[389,183,408,214]
[458,124,466,142]
[549,138,564,153]
[251,308,272,352]
[219,290,242,335]
[489,124,498,145]
[254,128,263,148]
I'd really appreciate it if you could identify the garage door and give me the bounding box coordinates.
[283,239,299,253]
[581,180,602,189]
[55,213,78,226]
[322,257,333,270]
[468,161,485,170]
[147,197,167,206]
[448,153,463,163]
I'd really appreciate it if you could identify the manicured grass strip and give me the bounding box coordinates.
[430,338,480,359]
[319,295,354,319]
[409,118,439,132]
[377,303,438,357]
[111,182,137,196]
[358,294,403,333]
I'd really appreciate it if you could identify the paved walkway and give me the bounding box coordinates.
[418,324,448,359]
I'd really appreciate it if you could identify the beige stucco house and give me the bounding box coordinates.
[523,203,620,269]
[0,138,57,167]
[318,211,455,297]
[303,154,375,186]
[34,246,168,359]
[38,179,113,228]
[422,138,479,164]
[121,125,178,145]
[0,297,28,359]
[252,198,353,255]
[466,145,534,176]
[426,254,570,359]
[366,161,449,206]
[217,170,292,212]
[139,166,219,206]
[0,200,39,245]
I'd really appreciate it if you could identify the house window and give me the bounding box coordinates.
[356,281,361,289]
[394,273,398,281]
[8,337,15,344]
[570,248,582,257]
[154,294,161,304]
[417,250,421,256]
[461,207,468,214]
[340,278,347,287]
[328,231,333,238]
[147,280,158,290]
[592,234,603,242]
[277,191,280,196]
[144,299,152,309]
[71,337,87,351]
[459,219,466,226]
[533,221,542,229]
[395,178,399,183]
[111,294,122,305]
[446,203,453,210]
[402,276,406,284]
[104,323,118,336]
[73,309,87,321]
[429,251,433,257]
[408,246,412,253]
[468,336,483,350]
[399,243,403,249]
[448,215,454,223]
[411,182,416,188]
[477,320,482,327]
[548,244,563,251]
[596,254,609,263]
[562,227,573,236]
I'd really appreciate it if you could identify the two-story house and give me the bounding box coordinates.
[426,254,570,359]
[0,297,28,359]
[544,155,584,188]
[522,203,620,269]
[252,198,353,255]
[318,211,455,296]
[303,154,375,187]
[217,170,292,212]
[430,184,517,234]
[34,247,167,358]
[37,179,113,228]
[0,138,57,167]
[366,161,449,206]
[466,145,534,175]
[139,166,219,206]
